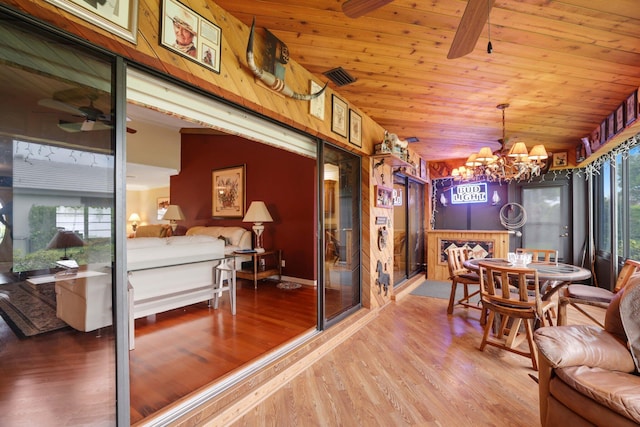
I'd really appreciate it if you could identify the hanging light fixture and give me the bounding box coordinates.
[451,104,549,182]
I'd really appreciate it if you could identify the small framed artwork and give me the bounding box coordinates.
[626,90,638,126]
[157,197,170,220]
[615,103,625,134]
[349,109,362,147]
[212,165,245,218]
[420,158,427,180]
[309,80,325,120]
[590,125,601,152]
[161,0,222,73]
[45,0,139,43]
[607,112,615,139]
[375,185,393,209]
[553,151,568,168]
[331,95,348,138]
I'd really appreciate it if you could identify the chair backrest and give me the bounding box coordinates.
[479,262,541,315]
[614,259,640,293]
[516,248,558,263]
[447,247,471,278]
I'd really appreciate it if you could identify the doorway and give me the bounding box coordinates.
[520,181,571,261]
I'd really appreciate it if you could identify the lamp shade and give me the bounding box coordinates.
[47,230,85,249]
[128,213,141,222]
[508,142,529,159]
[243,201,273,223]
[46,230,85,259]
[476,146,495,163]
[162,205,185,221]
[528,144,548,160]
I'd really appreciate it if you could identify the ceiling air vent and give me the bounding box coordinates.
[323,67,357,87]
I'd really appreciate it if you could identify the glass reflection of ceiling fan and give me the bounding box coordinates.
[37,93,137,134]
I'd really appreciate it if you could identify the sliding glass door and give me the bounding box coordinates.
[0,10,117,425]
[322,144,361,325]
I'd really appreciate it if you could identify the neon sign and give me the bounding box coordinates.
[451,183,488,204]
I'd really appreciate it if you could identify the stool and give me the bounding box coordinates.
[214,258,236,315]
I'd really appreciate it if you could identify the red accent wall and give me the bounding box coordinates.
[170,134,317,281]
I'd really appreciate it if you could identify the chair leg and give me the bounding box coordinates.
[479,311,495,351]
[524,319,538,370]
[447,280,458,314]
[557,298,569,326]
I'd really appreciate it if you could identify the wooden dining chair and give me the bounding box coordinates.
[557,258,640,326]
[478,262,556,370]
[446,247,482,315]
[516,248,558,263]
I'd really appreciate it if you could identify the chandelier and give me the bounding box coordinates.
[452,104,549,182]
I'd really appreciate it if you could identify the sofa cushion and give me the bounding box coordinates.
[535,325,636,372]
[555,365,640,424]
[620,275,640,372]
[135,224,172,238]
[605,285,628,343]
[186,226,248,247]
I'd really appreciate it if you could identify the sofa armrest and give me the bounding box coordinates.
[535,325,635,372]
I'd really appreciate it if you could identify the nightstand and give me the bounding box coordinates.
[235,249,282,289]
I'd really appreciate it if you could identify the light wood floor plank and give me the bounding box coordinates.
[230,293,605,426]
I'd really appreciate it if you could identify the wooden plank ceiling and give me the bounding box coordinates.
[215,0,640,162]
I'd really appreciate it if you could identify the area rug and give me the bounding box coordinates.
[277,281,302,290]
[411,279,480,304]
[0,282,68,337]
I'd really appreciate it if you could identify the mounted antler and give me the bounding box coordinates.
[246,18,327,101]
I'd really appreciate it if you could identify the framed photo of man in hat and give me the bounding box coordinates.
[161,0,221,73]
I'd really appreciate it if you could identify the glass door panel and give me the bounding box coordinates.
[522,184,570,261]
[0,14,116,425]
[323,145,360,324]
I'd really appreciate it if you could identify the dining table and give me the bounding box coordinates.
[463,257,592,301]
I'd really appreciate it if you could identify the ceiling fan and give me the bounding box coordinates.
[448,0,496,59]
[342,0,394,18]
[37,95,137,134]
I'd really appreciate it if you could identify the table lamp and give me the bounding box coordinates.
[128,212,141,232]
[162,204,185,232]
[243,201,273,253]
[46,229,85,260]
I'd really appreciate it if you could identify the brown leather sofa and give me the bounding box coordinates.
[534,275,640,426]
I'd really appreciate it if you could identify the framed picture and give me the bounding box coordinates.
[331,95,348,137]
[607,112,615,139]
[212,165,245,218]
[420,158,427,180]
[349,109,362,147]
[161,0,222,73]
[45,0,138,43]
[615,103,625,134]
[309,80,325,120]
[626,90,638,126]
[374,185,393,209]
[553,151,568,168]
[157,197,170,220]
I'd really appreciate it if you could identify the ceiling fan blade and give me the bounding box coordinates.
[342,0,394,18]
[38,98,85,116]
[447,0,496,59]
[58,120,112,133]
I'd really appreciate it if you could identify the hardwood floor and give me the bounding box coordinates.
[0,278,317,426]
[228,292,605,427]
[0,278,604,426]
